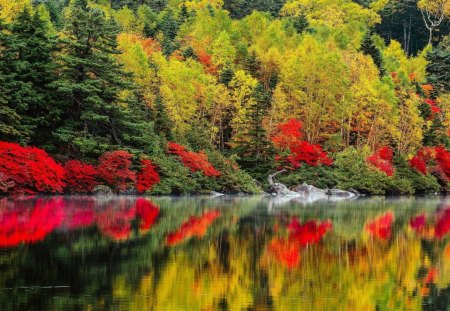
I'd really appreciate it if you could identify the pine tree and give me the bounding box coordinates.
[426,36,450,93]
[0,20,25,142]
[360,31,386,76]
[8,9,60,147]
[158,10,179,56]
[234,83,274,174]
[53,0,153,156]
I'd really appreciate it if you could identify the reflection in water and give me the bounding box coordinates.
[0,196,449,310]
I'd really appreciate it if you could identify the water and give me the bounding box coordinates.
[0,195,449,311]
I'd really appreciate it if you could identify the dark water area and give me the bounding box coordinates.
[0,195,450,310]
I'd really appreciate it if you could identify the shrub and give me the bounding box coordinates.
[271,119,333,169]
[0,142,65,194]
[64,160,99,193]
[367,146,395,176]
[136,159,160,193]
[97,150,136,191]
[167,142,221,177]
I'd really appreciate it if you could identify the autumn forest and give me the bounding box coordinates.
[1,0,450,195]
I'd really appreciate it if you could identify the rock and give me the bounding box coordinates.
[210,191,224,196]
[118,187,138,195]
[93,185,114,196]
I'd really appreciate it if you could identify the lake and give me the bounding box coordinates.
[0,195,449,310]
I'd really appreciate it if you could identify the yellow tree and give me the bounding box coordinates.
[273,35,349,143]
[0,0,32,23]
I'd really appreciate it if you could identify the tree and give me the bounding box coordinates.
[6,8,60,147]
[426,35,450,93]
[418,0,450,45]
[54,0,153,156]
[359,31,386,75]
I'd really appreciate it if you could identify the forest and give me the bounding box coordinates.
[1,0,450,195]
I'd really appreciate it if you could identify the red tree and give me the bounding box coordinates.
[136,159,160,193]
[167,142,221,177]
[0,142,65,194]
[64,160,99,193]
[97,150,136,191]
[287,218,333,247]
[367,146,395,176]
[271,119,333,169]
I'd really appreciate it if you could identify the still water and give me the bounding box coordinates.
[0,195,449,310]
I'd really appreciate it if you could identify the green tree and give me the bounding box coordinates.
[53,0,154,156]
[360,31,386,76]
[426,35,450,93]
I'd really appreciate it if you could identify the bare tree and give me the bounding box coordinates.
[419,0,448,45]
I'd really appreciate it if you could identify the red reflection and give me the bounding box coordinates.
[268,237,301,269]
[135,198,159,232]
[365,211,394,240]
[0,198,65,247]
[268,217,332,269]
[435,207,450,239]
[410,214,427,233]
[96,201,136,241]
[166,210,221,246]
[62,198,96,230]
[288,218,333,246]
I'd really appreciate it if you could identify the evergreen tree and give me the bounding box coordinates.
[0,9,59,144]
[360,31,386,76]
[426,36,450,93]
[158,10,179,56]
[234,83,274,174]
[53,0,154,156]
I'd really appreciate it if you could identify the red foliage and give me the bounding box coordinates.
[434,147,450,180]
[409,156,427,175]
[271,119,333,168]
[365,211,394,240]
[367,146,395,176]
[196,49,218,74]
[135,198,159,232]
[64,160,99,193]
[167,142,221,177]
[0,142,65,194]
[409,147,450,180]
[0,198,65,247]
[287,218,333,246]
[136,159,160,193]
[97,150,136,191]
[166,210,221,246]
[425,98,441,119]
[267,237,301,269]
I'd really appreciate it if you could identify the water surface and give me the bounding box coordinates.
[0,195,449,310]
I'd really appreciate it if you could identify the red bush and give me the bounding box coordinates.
[136,159,160,193]
[167,142,221,177]
[409,156,427,175]
[0,142,65,194]
[409,146,450,180]
[97,150,136,191]
[64,160,99,193]
[367,146,395,176]
[267,237,301,269]
[435,207,450,239]
[271,119,333,168]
